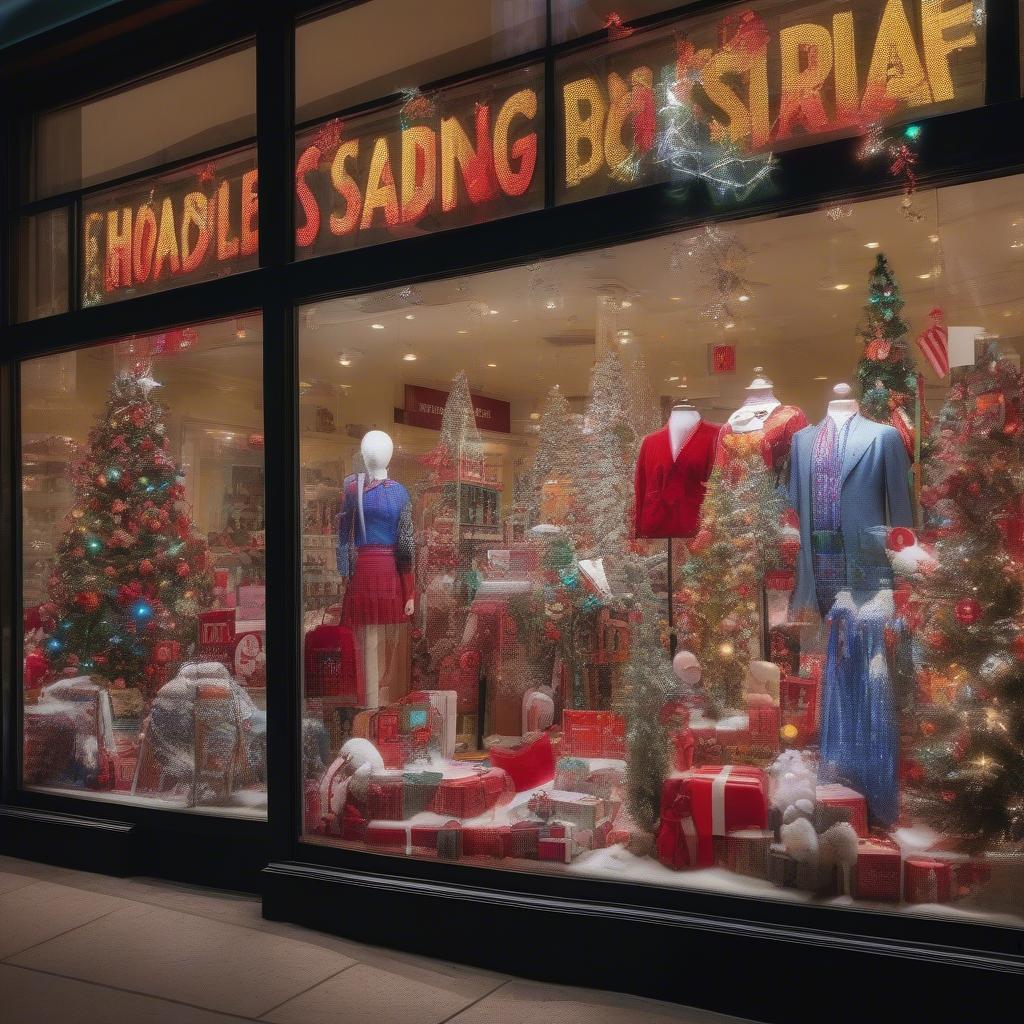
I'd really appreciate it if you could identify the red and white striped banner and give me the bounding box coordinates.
[916,308,949,378]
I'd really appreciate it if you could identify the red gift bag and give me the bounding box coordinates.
[489,733,555,792]
[304,605,364,702]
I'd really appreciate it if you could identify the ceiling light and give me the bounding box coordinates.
[371,323,385,330]
[621,299,632,308]
[529,412,540,421]
[545,300,557,310]
[724,321,736,330]
[489,309,499,316]
[667,376,680,382]
[486,362,497,368]
[338,354,352,366]
[1012,241,1024,250]
[457,329,468,335]
[670,296,681,302]
[405,314,415,320]
[929,234,940,243]
[834,283,850,291]
[918,272,932,280]
[512,319,520,323]
[235,326,248,339]
[402,351,418,362]
[814,376,828,381]
[738,294,750,302]
[864,242,880,249]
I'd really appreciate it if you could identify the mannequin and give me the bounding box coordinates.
[337,430,415,708]
[634,397,721,539]
[826,382,859,426]
[716,369,808,484]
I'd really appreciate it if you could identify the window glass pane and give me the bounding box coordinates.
[29,46,255,201]
[296,0,546,123]
[553,1,693,41]
[22,315,267,818]
[556,0,986,206]
[81,145,258,308]
[16,208,69,321]
[295,65,543,259]
[298,172,1024,926]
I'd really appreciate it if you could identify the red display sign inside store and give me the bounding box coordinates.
[403,384,511,434]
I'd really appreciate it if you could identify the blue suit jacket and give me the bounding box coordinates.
[788,414,913,615]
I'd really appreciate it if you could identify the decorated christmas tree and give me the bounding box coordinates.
[677,449,783,717]
[911,342,1024,850]
[526,384,578,530]
[42,368,211,691]
[855,253,919,433]
[620,559,674,835]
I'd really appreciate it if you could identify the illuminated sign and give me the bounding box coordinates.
[295,65,544,258]
[402,384,511,434]
[82,147,258,306]
[557,0,984,202]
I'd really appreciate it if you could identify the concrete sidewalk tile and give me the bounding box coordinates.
[445,979,742,1024]
[8,902,355,1018]
[0,870,40,896]
[0,964,256,1024]
[0,880,128,959]
[262,960,502,1024]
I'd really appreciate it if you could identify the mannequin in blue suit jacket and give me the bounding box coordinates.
[788,412,913,617]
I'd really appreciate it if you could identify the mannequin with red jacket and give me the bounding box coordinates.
[634,399,721,539]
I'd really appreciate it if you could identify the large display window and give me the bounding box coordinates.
[298,171,1024,925]
[20,315,268,818]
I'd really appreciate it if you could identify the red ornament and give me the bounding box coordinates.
[248,433,264,450]
[926,630,949,652]
[603,12,634,40]
[176,561,191,578]
[954,598,982,625]
[139,559,154,575]
[1012,634,1024,660]
[887,527,916,552]
[75,590,101,612]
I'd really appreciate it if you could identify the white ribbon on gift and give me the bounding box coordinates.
[710,764,733,836]
[680,815,699,865]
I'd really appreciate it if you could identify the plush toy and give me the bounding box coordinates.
[780,816,818,863]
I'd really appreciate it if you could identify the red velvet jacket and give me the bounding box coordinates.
[633,421,721,539]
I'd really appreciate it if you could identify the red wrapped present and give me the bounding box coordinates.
[430,768,513,818]
[562,710,625,758]
[905,857,954,903]
[687,765,768,839]
[463,825,511,858]
[816,784,868,838]
[853,837,902,901]
[509,821,542,859]
[656,778,704,869]
[365,822,411,851]
[367,776,405,820]
[539,836,574,863]
[489,732,555,792]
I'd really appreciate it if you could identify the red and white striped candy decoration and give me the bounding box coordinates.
[916,308,949,378]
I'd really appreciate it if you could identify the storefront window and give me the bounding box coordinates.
[27,46,256,201]
[16,208,69,321]
[298,171,1024,924]
[21,315,267,818]
[295,0,546,124]
[553,1,692,41]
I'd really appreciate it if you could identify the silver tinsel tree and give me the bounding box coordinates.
[527,385,578,529]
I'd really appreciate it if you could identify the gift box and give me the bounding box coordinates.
[583,766,622,800]
[430,768,514,818]
[509,822,542,859]
[815,784,868,838]
[554,756,590,792]
[853,837,902,902]
[687,765,769,838]
[365,822,411,851]
[489,732,555,792]
[463,825,512,858]
[539,836,575,863]
[551,790,607,831]
[767,846,830,892]
[712,828,772,879]
[367,776,405,820]
[781,675,819,739]
[905,857,954,903]
[435,822,464,860]
[656,779,703,869]
[403,771,442,816]
[561,710,625,758]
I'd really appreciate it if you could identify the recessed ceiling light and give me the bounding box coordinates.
[918,272,932,280]
[834,283,850,291]
[486,362,497,368]
[676,383,688,389]
[545,300,557,310]
[405,314,416,320]
[235,327,248,339]
[670,296,681,302]
[371,323,385,329]
[338,355,352,366]
[489,309,499,316]
[929,234,940,243]
[738,294,750,302]
[621,299,632,308]
[511,319,520,323]
[529,412,540,420]
[667,376,680,382]
[725,321,736,330]
[1012,241,1024,250]
[814,376,828,381]
[864,242,880,249]
[402,351,418,362]
[457,329,468,335]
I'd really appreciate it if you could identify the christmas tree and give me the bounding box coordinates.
[42,368,211,690]
[677,449,783,717]
[855,253,919,429]
[911,342,1024,850]
[526,385,578,530]
[620,559,674,834]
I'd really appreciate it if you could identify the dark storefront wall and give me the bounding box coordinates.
[2,2,1024,1020]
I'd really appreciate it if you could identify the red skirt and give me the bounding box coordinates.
[341,546,408,626]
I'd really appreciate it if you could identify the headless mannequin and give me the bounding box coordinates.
[728,367,782,434]
[357,430,413,708]
[668,402,702,458]
[826,382,859,426]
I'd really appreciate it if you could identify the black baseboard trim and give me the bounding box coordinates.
[0,805,135,876]
[263,859,1024,1022]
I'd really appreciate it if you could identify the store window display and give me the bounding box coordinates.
[21,316,267,816]
[298,173,1024,925]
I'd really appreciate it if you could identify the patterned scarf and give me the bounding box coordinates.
[811,415,855,615]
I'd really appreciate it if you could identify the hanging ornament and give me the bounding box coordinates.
[195,161,216,186]
[954,598,982,625]
[311,117,345,160]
